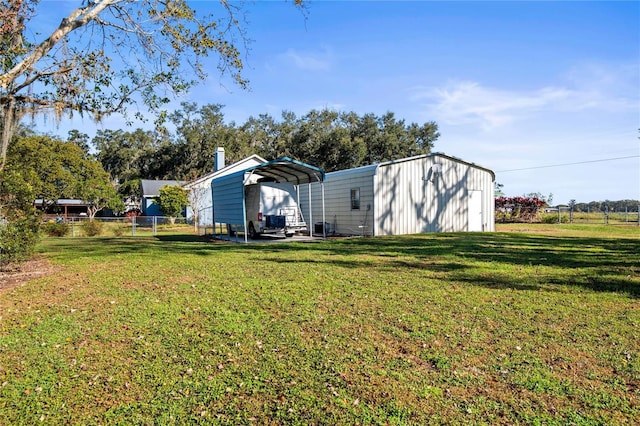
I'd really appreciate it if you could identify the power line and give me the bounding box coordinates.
[496,155,640,173]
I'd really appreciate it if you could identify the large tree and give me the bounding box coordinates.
[6,134,123,217]
[94,128,169,184]
[0,0,302,170]
[168,102,242,177]
[90,105,440,180]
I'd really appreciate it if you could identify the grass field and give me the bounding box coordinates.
[1,224,638,424]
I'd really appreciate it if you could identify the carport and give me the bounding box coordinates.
[211,157,326,243]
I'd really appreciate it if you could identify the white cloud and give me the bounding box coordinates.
[412,63,639,131]
[279,47,333,71]
[413,81,572,130]
[561,62,639,111]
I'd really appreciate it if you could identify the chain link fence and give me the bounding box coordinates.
[542,206,640,225]
[41,216,195,238]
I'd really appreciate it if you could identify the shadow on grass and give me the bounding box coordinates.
[257,233,640,297]
[40,232,640,297]
[39,234,244,260]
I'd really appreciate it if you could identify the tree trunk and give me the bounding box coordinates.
[88,206,97,219]
[0,99,20,171]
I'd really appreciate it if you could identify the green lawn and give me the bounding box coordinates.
[1,225,638,424]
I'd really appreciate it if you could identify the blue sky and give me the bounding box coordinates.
[35,1,639,204]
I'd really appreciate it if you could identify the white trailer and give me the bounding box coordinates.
[244,182,307,238]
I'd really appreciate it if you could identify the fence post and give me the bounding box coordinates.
[153,216,157,236]
[132,216,136,236]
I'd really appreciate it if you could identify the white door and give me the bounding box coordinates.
[468,190,483,232]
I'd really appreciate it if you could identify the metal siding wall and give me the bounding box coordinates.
[300,155,495,236]
[187,185,213,225]
[374,155,495,235]
[439,157,466,232]
[375,157,433,235]
[300,168,376,235]
[187,159,264,226]
[210,172,247,226]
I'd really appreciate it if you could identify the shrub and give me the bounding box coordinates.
[0,167,40,268]
[43,221,70,237]
[0,215,41,268]
[112,225,127,237]
[124,209,141,223]
[81,220,103,237]
[157,185,188,224]
[541,214,569,224]
[495,196,547,223]
[0,169,41,267]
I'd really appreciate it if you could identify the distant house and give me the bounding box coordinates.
[35,199,90,221]
[140,179,185,216]
[182,148,266,226]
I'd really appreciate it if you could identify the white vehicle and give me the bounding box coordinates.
[244,181,307,239]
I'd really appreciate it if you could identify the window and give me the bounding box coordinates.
[350,188,360,210]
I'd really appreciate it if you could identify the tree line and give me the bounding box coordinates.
[3,103,438,217]
[94,103,439,185]
[570,200,640,212]
[91,103,437,203]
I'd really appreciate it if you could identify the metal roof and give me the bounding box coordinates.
[140,179,184,197]
[321,152,495,181]
[245,157,325,184]
[182,154,267,189]
[376,152,496,181]
[34,199,90,206]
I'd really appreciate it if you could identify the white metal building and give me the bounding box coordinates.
[299,153,495,236]
[182,148,266,226]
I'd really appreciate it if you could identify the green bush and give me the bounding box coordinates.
[111,224,127,236]
[0,215,41,268]
[98,221,127,237]
[541,214,569,224]
[43,221,70,237]
[81,220,104,237]
[0,169,41,268]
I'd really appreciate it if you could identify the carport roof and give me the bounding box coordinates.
[246,157,325,184]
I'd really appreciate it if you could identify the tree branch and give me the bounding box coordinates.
[0,0,121,90]
[12,66,74,94]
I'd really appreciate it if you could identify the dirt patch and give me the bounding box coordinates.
[0,257,59,294]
